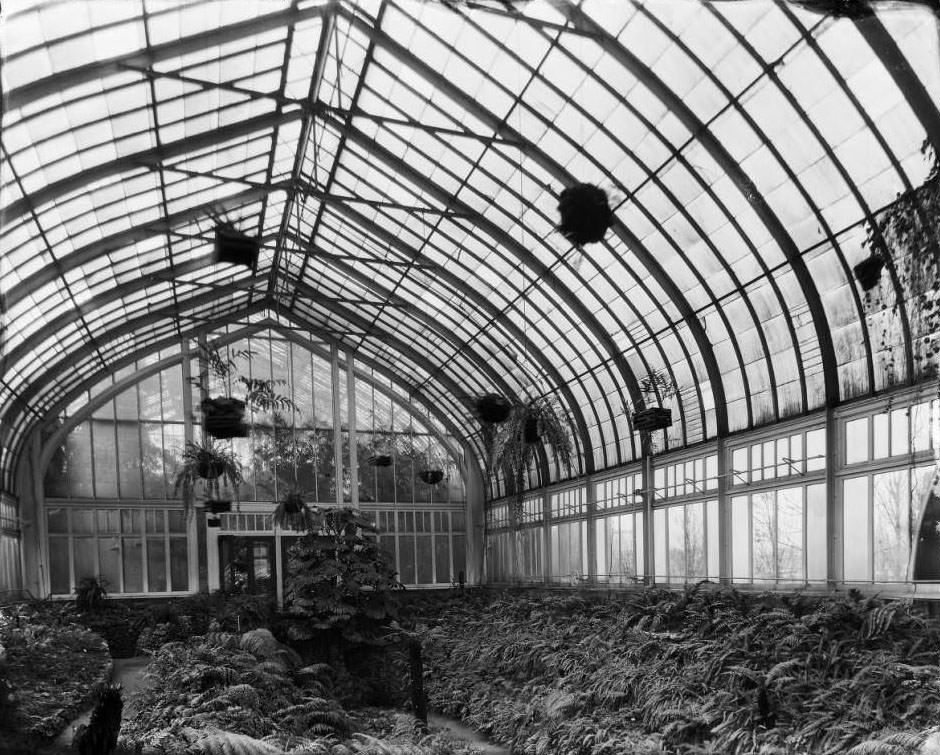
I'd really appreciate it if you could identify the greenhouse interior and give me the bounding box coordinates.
[2,0,940,753]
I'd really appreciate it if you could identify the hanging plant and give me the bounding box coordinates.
[418,469,444,485]
[864,138,940,381]
[273,492,313,531]
[632,407,673,432]
[786,0,872,17]
[369,454,392,467]
[173,439,242,514]
[474,394,512,424]
[853,254,885,291]
[488,395,572,527]
[202,397,248,439]
[208,499,232,514]
[632,368,677,434]
[557,183,614,246]
[213,224,259,268]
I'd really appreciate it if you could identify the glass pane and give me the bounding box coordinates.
[686,502,706,580]
[870,413,889,459]
[731,448,748,484]
[806,484,827,582]
[654,508,667,580]
[416,535,433,583]
[92,421,119,498]
[96,509,120,534]
[706,500,720,580]
[912,402,931,453]
[668,505,685,582]
[845,417,869,464]
[873,470,910,583]
[122,537,143,592]
[451,534,465,581]
[434,533,450,584]
[806,428,826,471]
[122,508,142,534]
[731,496,750,582]
[68,423,95,496]
[843,476,871,581]
[116,422,143,499]
[170,538,189,591]
[146,509,165,533]
[147,537,167,591]
[49,537,70,594]
[752,492,775,581]
[167,510,186,533]
[74,537,96,583]
[97,538,121,591]
[72,509,94,534]
[398,534,416,584]
[777,487,804,581]
[47,507,69,534]
[891,408,909,457]
[635,512,645,578]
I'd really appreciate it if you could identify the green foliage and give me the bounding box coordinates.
[174,439,243,511]
[120,629,346,753]
[486,395,572,525]
[284,507,402,642]
[414,587,940,755]
[74,575,109,613]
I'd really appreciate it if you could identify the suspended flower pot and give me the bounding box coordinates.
[198,459,226,480]
[474,394,512,424]
[213,225,259,268]
[207,516,222,528]
[523,416,540,444]
[418,469,444,485]
[369,454,392,467]
[202,397,248,439]
[273,493,311,531]
[557,183,614,246]
[854,254,885,291]
[208,499,232,514]
[632,407,672,433]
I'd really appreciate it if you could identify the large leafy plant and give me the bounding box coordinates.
[284,506,402,643]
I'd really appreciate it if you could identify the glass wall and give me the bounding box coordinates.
[41,329,468,594]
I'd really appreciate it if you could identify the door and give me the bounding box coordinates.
[219,536,276,595]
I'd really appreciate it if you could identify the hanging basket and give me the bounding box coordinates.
[632,407,672,432]
[206,516,222,528]
[418,469,444,485]
[274,494,311,531]
[557,183,613,246]
[369,454,393,467]
[474,394,512,424]
[197,459,226,480]
[213,225,259,268]
[202,397,248,439]
[208,499,232,514]
[853,255,885,291]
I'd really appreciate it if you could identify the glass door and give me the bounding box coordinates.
[219,536,276,595]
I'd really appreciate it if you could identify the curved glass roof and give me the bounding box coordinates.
[2,0,939,493]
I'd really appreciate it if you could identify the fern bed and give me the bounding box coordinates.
[117,626,486,755]
[413,587,940,755]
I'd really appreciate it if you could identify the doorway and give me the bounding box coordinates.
[219,536,276,595]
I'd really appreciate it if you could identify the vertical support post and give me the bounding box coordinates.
[331,343,343,506]
[346,351,358,508]
[189,336,209,593]
[542,490,552,583]
[826,407,841,587]
[643,435,655,586]
[717,434,731,585]
[585,473,597,584]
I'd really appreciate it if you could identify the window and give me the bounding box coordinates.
[596,510,644,583]
[595,472,642,510]
[652,500,718,583]
[549,487,585,518]
[729,428,826,486]
[654,454,718,499]
[843,400,939,467]
[46,506,189,595]
[731,485,825,584]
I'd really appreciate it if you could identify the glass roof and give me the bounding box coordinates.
[2,0,939,491]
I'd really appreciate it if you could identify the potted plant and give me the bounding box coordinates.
[557,183,614,246]
[417,469,444,485]
[632,369,677,434]
[474,394,512,424]
[274,491,313,531]
[214,223,260,268]
[174,439,243,515]
[202,396,248,439]
[853,254,885,290]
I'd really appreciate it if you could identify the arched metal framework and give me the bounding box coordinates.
[2,0,939,498]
